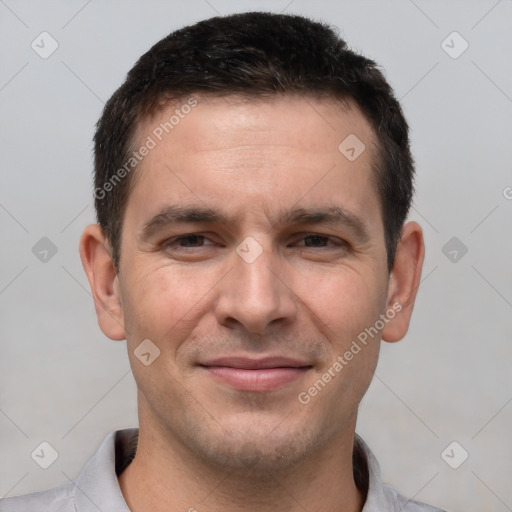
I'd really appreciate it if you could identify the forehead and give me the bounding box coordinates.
[126,94,381,230]
[138,94,375,154]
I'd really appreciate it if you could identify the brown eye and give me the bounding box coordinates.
[294,234,346,248]
[163,234,215,251]
[303,235,329,247]
[176,235,207,247]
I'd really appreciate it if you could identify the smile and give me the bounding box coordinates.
[199,357,312,392]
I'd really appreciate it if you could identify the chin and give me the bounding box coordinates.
[181,415,332,474]
[201,435,310,473]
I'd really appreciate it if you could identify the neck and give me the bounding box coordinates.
[118,420,365,512]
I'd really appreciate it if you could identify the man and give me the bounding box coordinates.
[0,11,446,512]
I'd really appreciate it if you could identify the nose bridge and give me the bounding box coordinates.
[214,237,296,333]
[238,241,279,303]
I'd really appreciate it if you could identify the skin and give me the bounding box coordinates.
[80,95,424,512]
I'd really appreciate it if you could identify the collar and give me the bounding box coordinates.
[72,429,391,512]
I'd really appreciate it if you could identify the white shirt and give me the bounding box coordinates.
[0,429,447,512]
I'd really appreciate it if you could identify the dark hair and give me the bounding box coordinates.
[94,11,414,273]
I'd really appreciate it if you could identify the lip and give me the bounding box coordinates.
[199,357,312,392]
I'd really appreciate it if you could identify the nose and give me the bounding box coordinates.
[213,241,297,335]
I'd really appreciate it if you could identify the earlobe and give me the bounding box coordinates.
[79,224,126,341]
[381,221,425,343]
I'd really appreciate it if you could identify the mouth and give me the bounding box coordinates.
[198,357,313,392]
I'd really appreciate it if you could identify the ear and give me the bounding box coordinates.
[381,221,425,343]
[79,224,126,341]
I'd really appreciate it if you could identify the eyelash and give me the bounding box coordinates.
[162,233,348,251]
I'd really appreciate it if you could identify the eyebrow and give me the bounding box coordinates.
[138,204,371,243]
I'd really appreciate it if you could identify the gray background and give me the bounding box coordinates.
[1,1,511,510]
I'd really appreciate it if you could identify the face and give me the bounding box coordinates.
[98,95,399,471]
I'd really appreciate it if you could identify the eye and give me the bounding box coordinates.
[302,235,330,247]
[163,234,215,250]
[293,234,347,249]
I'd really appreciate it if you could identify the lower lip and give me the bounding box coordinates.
[203,366,310,392]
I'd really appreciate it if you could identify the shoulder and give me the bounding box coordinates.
[0,429,135,512]
[382,483,448,512]
[0,482,75,512]
[354,434,448,512]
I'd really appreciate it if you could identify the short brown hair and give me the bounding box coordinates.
[93,12,414,272]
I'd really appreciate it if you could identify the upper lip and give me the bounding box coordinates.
[199,357,312,370]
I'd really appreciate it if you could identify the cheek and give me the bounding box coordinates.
[121,268,180,342]
[120,265,218,347]
[294,264,387,344]
[120,269,204,396]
